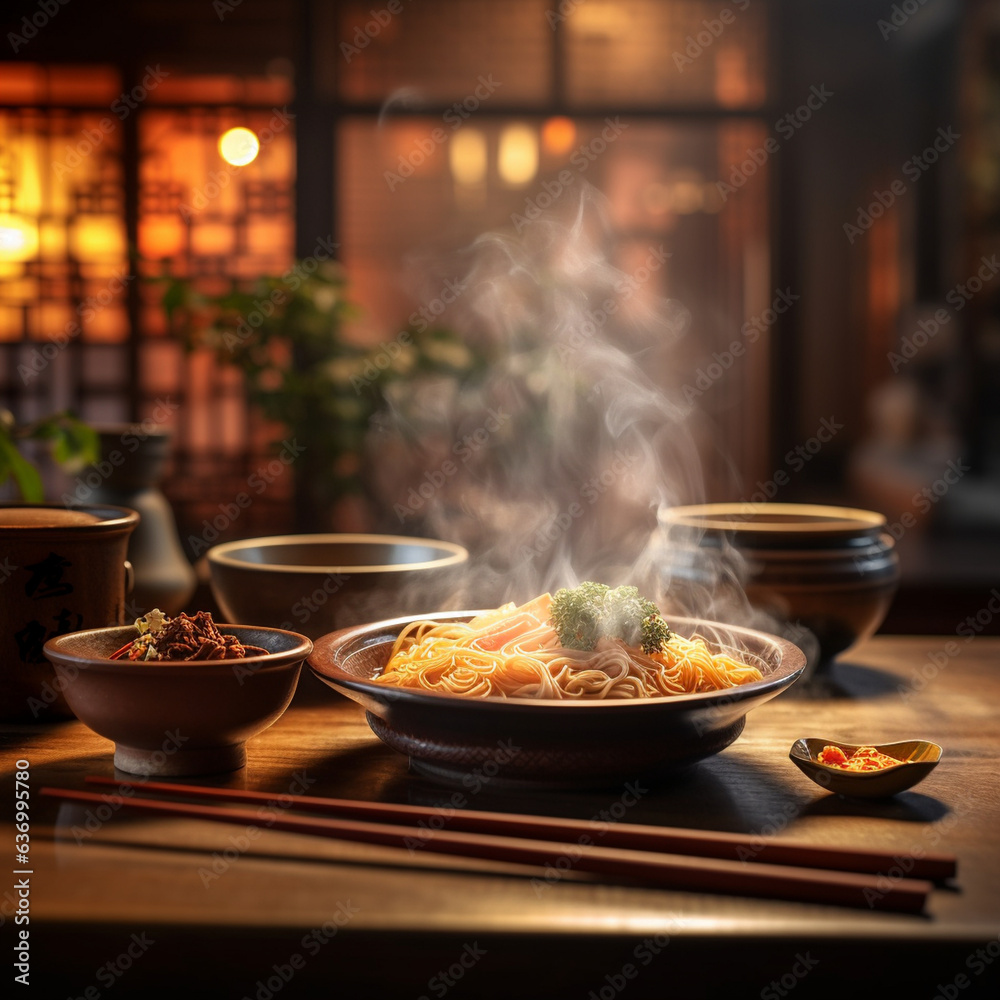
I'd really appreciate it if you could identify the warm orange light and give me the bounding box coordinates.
[542,117,576,156]
[449,129,487,186]
[70,215,125,259]
[218,127,260,166]
[0,215,38,261]
[498,125,538,187]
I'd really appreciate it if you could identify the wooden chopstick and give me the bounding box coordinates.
[84,775,957,881]
[42,786,932,913]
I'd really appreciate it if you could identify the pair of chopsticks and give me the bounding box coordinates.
[40,778,956,914]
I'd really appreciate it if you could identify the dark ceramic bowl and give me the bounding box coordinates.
[659,503,900,664]
[43,623,312,776]
[207,534,469,639]
[789,737,943,798]
[309,613,807,789]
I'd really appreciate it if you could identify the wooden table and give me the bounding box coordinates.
[4,636,1000,998]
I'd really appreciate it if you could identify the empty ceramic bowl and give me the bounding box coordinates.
[789,737,942,798]
[658,503,900,664]
[43,623,312,776]
[207,533,469,639]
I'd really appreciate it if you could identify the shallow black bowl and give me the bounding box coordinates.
[309,613,807,789]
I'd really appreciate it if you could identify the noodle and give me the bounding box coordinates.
[817,745,906,771]
[373,604,765,701]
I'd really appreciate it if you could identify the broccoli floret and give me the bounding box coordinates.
[549,583,673,654]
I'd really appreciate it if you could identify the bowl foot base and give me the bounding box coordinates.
[113,742,247,776]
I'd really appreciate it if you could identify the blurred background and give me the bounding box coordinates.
[0,0,997,632]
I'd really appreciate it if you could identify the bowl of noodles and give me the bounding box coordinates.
[308,590,807,788]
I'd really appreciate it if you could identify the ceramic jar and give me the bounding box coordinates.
[0,503,138,721]
[657,503,900,666]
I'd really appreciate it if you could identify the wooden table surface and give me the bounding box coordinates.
[4,636,1000,998]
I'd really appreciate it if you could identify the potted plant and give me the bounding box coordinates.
[159,261,486,530]
[0,408,98,503]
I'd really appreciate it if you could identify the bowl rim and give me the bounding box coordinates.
[309,611,807,712]
[43,622,313,675]
[789,736,943,778]
[659,503,887,535]
[0,502,140,532]
[207,533,469,574]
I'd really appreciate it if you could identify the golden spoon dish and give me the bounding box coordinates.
[789,737,943,798]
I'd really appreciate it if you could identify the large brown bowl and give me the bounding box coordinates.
[207,533,469,639]
[309,613,806,789]
[659,503,900,665]
[43,623,312,776]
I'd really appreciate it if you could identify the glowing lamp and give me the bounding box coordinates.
[449,129,487,186]
[218,127,260,166]
[498,125,538,187]
[0,215,38,261]
[542,117,577,156]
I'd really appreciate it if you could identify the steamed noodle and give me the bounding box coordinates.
[374,611,765,700]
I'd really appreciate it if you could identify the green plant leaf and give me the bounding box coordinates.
[0,435,44,502]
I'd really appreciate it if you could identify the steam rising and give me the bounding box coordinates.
[371,184,805,655]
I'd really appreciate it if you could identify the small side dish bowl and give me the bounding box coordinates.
[309,613,806,789]
[43,623,313,776]
[207,533,469,639]
[789,737,942,798]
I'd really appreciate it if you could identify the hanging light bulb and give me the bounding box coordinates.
[218,127,260,166]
